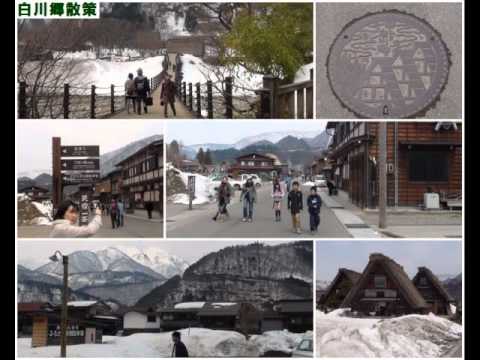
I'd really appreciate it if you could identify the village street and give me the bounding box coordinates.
[18,213,162,238]
[167,185,352,238]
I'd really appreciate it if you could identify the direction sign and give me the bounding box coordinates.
[62,172,100,185]
[61,146,99,157]
[61,159,100,171]
[79,193,90,226]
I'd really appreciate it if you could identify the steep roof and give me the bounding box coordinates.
[320,268,361,305]
[197,303,240,317]
[413,266,455,303]
[341,253,428,310]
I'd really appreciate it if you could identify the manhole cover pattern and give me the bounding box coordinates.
[327,11,450,118]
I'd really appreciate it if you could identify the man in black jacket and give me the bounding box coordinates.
[171,331,189,357]
[307,186,322,233]
[288,181,303,234]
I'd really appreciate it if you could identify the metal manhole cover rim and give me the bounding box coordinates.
[325,9,451,119]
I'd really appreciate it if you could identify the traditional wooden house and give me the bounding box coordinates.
[341,253,429,316]
[325,122,462,209]
[116,137,163,217]
[197,302,261,334]
[18,302,54,336]
[412,267,455,316]
[18,185,50,201]
[158,302,204,331]
[180,159,202,173]
[228,153,285,178]
[273,299,313,333]
[319,268,361,311]
[122,306,160,335]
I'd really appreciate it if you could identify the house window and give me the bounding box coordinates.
[147,315,156,323]
[374,275,386,289]
[248,161,255,166]
[241,161,245,166]
[409,150,449,182]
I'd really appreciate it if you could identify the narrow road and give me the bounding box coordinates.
[167,185,350,238]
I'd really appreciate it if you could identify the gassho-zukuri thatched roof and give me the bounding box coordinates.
[320,268,362,304]
[413,266,455,302]
[340,253,428,310]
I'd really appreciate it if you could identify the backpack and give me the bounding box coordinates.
[126,80,135,96]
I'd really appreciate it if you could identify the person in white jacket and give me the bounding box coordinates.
[50,200,102,238]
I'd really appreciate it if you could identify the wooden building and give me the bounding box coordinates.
[18,302,54,336]
[122,306,160,335]
[197,302,261,334]
[18,185,50,201]
[116,138,163,217]
[93,169,123,205]
[412,267,455,316]
[318,269,361,312]
[158,302,203,331]
[228,153,286,178]
[341,253,429,316]
[273,299,313,333]
[325,122,462,209]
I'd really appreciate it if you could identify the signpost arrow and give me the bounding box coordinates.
[60,159,100,171]
[62,172,100,185]
[61,146,99,157]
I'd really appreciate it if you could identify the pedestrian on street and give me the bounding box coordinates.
[110,199,118,229]
[287,181,303,234]
[161,74,177,117]
[271,180,285,222]
[50,200,102,238]
[125,73,137,114]
[212,176,233,222]
[171,331,189,357]
[145,201,154,219]
[134,68,151,115]
[240,177,257,222]
[285,174,292,193]
[117,199,125,227]
[307,186,322,234]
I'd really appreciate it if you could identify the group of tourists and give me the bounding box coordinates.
[108,199,125,229]
[212,175,323,234]
[124,68,177,117]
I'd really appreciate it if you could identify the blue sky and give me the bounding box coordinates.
[316,241,462,281]
[166,120,327,145]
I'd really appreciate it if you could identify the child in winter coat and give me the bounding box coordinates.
[271,181,285,222]
[287,181,303,234]
[307,186,322,233]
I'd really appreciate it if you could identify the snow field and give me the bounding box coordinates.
[168,165,215,205]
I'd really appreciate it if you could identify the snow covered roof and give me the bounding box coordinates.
[67,301,98,308]
[174,302,206,309]
[93,315,120,320]
[198,302,241,317]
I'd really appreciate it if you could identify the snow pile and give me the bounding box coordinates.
[17,195,52,226]
[294,63,314,83]
[60,48,143,61]
[32,201,53,220]
[174,302,206,309]
[180,54,263,97]
[316,310,462,357]
[249,330,309,355]
[303,181,316,186]
[168,166,215,205]
[18,328,306,357]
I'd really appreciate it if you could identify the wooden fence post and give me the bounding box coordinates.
[19,81,27,118]
[196,83,201,118]
[182,82,187,105]
[90,85,96,119]
[110,84,115,114]
[225,76,233,119]
[188,83,193,112]
[63,84,70,119]
[207,80,213,119]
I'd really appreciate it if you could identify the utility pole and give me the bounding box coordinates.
[52,137,62,213]
[378,122,387,228]
[60,255,69,358]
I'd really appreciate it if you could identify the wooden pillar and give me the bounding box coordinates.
[60,255,69,357]
[206,81,213,119]
[19,81,27,118]
[195,83,201,118]
[90,85,96,119]
[188,83,193,112]
[262,75,279,118]
[52,137,62,215]
[63,84,69,119]
[225,76,233,119]
[378,122,387,228]
[182,82,186,104]
[110,84,115,114]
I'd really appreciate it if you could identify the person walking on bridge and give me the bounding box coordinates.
[161,74,177,117]
[124,73,136,114]
[134,68,150,115]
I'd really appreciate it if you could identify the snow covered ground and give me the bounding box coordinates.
[18,328,307,357]
[316,309,462,357]
[168,165,216,205]
[294,63,314,83]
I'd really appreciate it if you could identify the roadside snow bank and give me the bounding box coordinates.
[316,310,462,357]
[18,328,306,357]
[168,166,215,205]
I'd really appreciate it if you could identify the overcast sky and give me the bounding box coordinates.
[166,120,327,146]
[316,241,462,281]
[18,240,288,270]
[17,120,163,176]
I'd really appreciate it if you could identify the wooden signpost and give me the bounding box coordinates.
[52,138,100,224]
[188,175,195,210]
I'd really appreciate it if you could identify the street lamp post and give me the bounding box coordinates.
[50,251,68,358]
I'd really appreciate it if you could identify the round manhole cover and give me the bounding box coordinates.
[327,11,450,118]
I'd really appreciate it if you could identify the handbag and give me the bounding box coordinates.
[145,96,153,106]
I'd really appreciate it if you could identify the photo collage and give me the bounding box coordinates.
[16,1,464,358]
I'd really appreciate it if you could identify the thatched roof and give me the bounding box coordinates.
[320,268,361,305]
[413,266,455,302]
[341,253,428,310]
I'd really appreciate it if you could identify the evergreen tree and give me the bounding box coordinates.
[197,147,205,165]
[204,149,213,165]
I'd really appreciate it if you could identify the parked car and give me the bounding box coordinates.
[313,174,327,188]
[291,335,313,357]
